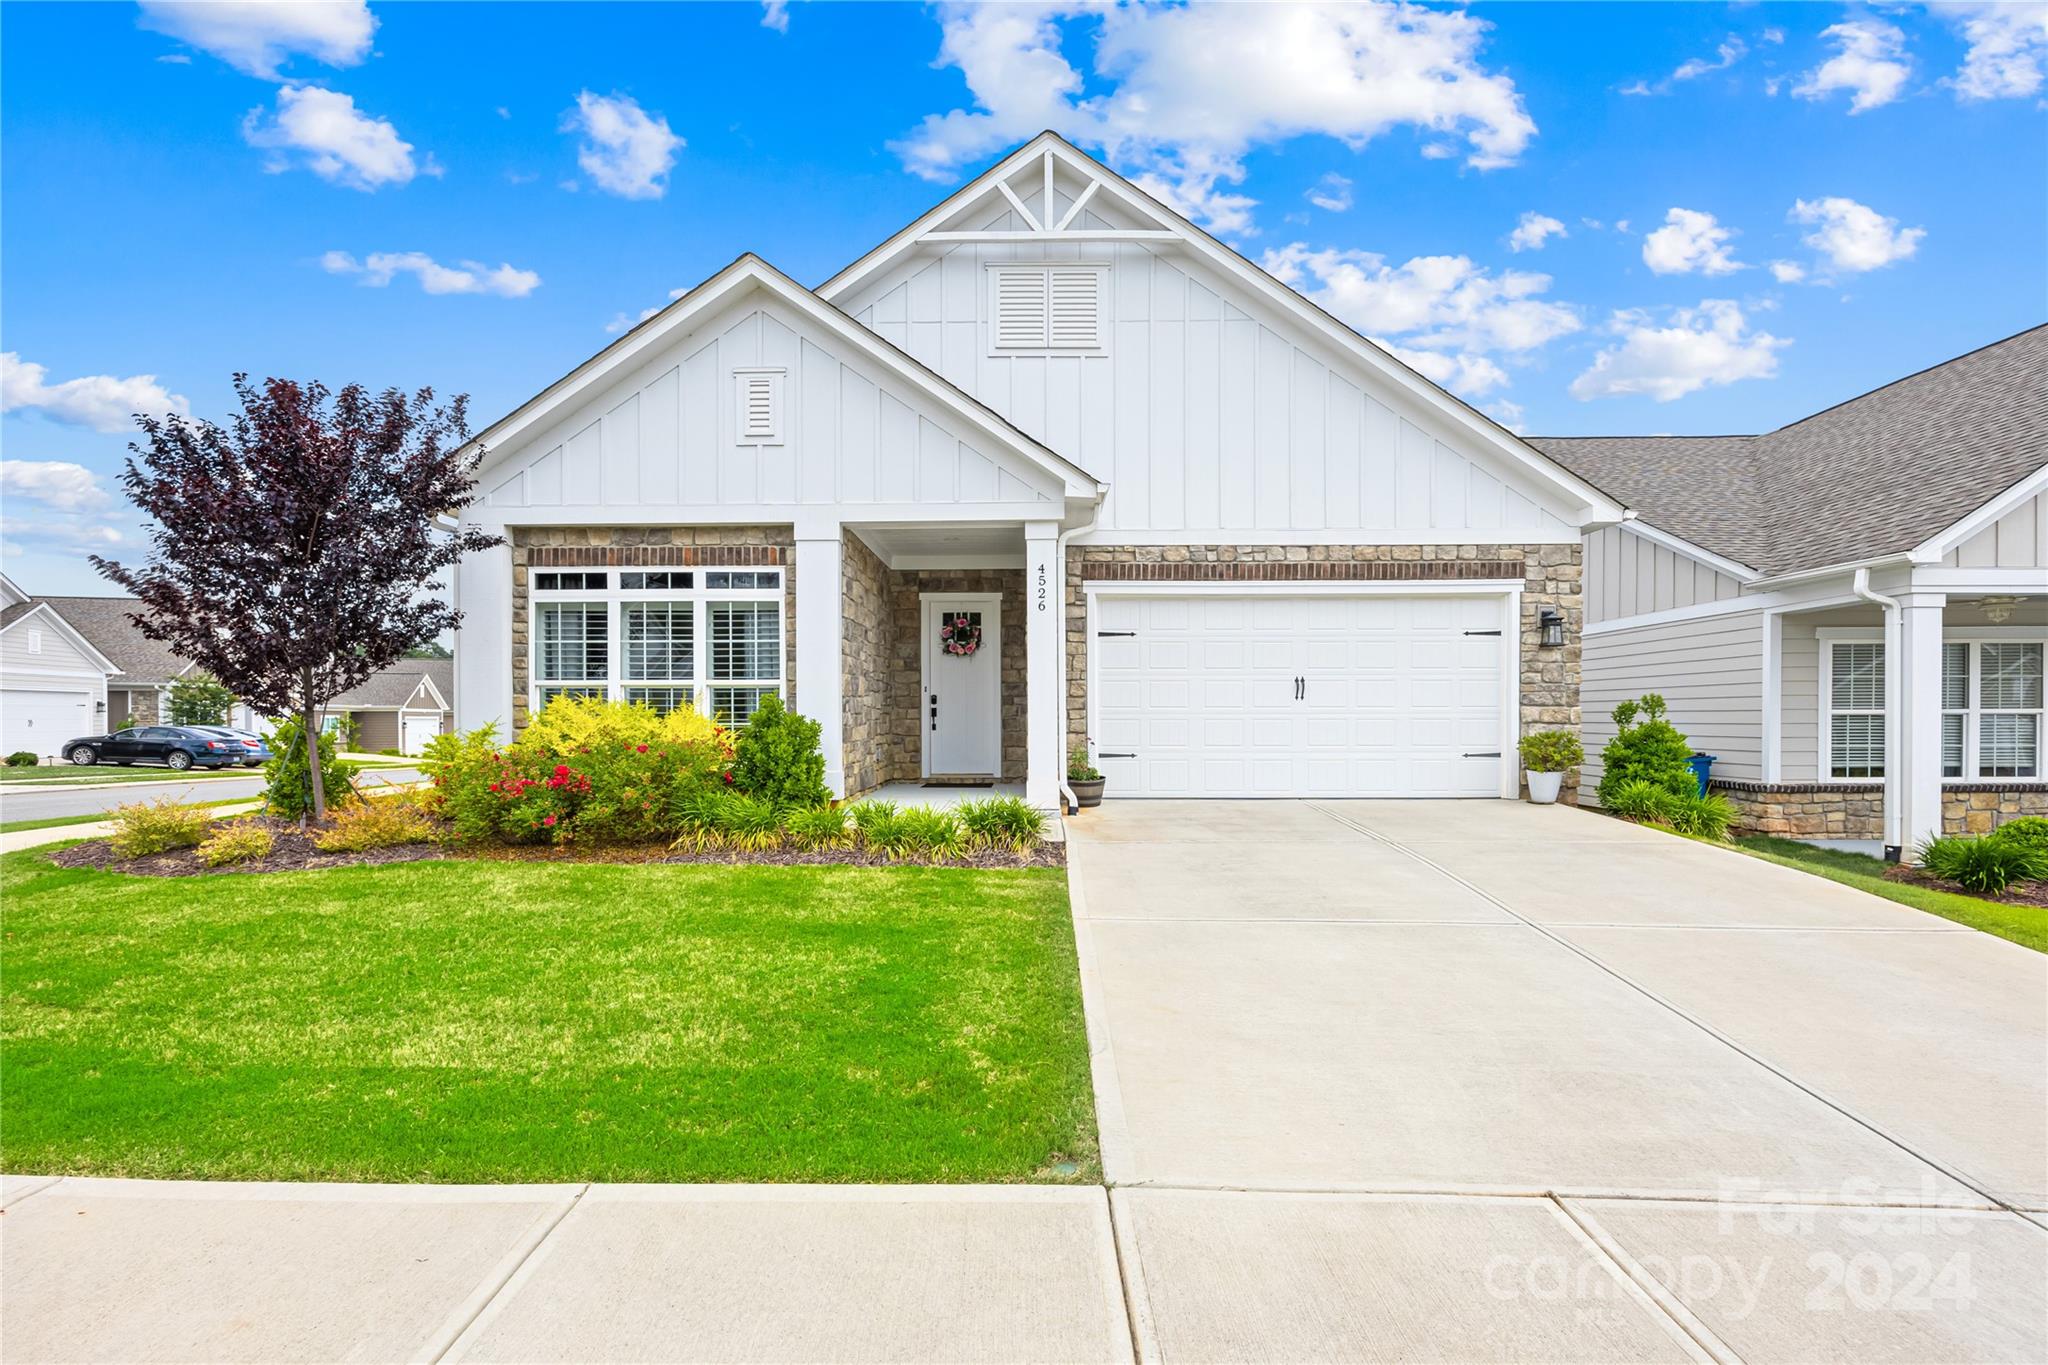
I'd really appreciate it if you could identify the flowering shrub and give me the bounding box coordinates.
[425,701,730,846]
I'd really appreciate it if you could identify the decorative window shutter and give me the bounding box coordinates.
[1047,268,1100,348]
[994,269,1049,350]
[734,370,784,444]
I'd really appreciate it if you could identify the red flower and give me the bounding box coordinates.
[554,763,571,778]
[722,771,734,784]
[543,814,557,827]
[635,744,648,754]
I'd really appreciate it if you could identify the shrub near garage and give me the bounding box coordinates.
[1596,694,1699,808]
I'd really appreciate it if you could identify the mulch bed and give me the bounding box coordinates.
[47,820,1065,878]
[1881,865,2048,909]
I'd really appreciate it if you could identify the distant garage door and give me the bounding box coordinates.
[1,688,94,761]
[1090,593,1511,798]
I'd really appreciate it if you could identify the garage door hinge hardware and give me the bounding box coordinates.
[1096,630,1137,637]
[1464,751,1501,758]
[1463,629,1502,636]
[1098,752,1136,759]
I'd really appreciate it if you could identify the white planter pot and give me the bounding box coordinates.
[1525,770,1564,805]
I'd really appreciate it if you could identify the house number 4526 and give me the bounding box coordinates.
[1034,563,1049,612]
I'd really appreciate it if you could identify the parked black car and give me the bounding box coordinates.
[186,725,273,768]
[62,726,247,771]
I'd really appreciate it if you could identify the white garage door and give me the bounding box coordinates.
[1,688,94,760]
[1091,593,1509,798]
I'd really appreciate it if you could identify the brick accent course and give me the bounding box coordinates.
[1064,542,1583,801]
[509,526,795,733]
[1712,779,2048,839]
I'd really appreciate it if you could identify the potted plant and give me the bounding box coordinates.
[1067,750,1106,809]
[1517,730,1583,805]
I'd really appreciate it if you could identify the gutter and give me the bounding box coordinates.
[1749,551,1918,591]
[1054,503,1102,815]
[1851,567,1904,859]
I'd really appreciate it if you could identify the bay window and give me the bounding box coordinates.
[529,569,783,725]
[1824,632,2044,782]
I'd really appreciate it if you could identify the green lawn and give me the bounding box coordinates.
[1734,836,2047,953]
[0,801,256,835]
[0,851,1096,1184]
[0,765,259,785]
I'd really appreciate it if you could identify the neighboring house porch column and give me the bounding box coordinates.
[1024,520,1061,811]
[794,530,847,798]
[1892,590,1948,860]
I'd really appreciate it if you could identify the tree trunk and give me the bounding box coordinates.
[302,676,325,824]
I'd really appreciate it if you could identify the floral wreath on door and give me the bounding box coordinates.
[938,613,983,657]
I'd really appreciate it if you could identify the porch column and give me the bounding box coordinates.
[1893,591,1947,860]
[793,532,847,799]
[1024,520,1062,811]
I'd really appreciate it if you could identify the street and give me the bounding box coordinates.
[0,768,424,822]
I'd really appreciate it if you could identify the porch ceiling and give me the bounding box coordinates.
[853,524,1025,569]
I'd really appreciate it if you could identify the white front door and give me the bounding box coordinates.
[1092,593,1510,798]
[922,593,1002,777]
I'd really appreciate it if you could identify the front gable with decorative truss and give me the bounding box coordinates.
[820,132,1624,544]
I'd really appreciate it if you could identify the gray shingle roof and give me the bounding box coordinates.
[326,658,453,710]
[1529,326,2048,575]
[15,595,189,687]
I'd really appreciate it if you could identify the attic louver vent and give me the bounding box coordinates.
[992,266,1104,353]
[734,369,785,445]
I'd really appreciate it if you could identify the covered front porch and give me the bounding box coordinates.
[1742,572,2046,856]
[795,519,1066,811]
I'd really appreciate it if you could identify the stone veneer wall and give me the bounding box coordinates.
[837,536,1028,797]
[508,526,795,733]
[1063,543,1583,800]
[1713,779,2048,839]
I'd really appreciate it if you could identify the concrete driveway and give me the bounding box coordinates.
[1069,800,2048,1363]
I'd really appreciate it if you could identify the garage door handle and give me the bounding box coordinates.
[1098,752,1135,759]
[1463,629,1502,636]
[1463,751,1501,758]
[1097,630,1136,637]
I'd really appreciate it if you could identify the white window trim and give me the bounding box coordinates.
[985,261,1109,357]
[1815,626,2046,784]
[529,570,786,725]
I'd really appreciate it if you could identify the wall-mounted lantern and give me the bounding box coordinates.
[1538,607,1566,648]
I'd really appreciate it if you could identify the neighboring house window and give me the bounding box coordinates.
[989,265,1105,353]
[528,569,783,725]
[1827,641,1886,779]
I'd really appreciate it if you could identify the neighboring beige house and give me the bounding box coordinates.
[316,659,454,755]
[1533,327,2047,857]
[452,132,1622,810]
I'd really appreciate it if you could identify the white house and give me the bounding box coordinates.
[452,133,1624,810]
[0,574,120,759]
[1533,327,2047,858]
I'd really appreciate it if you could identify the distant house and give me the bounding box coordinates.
[1532,327,2046,856]
[316,658,453,755]
[1,575,123,757]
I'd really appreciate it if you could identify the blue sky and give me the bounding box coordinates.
[3,0,2043,592]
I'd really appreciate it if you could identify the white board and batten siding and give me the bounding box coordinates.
[1582,610,1767,791]
[1583,525,1747,626]
[1943,489,2048,568]
[833,193,1586,542]
[475,292,1065,518]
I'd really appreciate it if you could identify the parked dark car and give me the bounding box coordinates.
[187,726,273,768]
[62,726,247,771]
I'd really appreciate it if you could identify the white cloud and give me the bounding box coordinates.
[137,0,375,79]
[322,250,541,297]
[1769,259,1808,283]
[1641,207,1745,276]
[156,53,191,65]
[1306,173,1354,213]
[1626,34,1749,94]
[1482,398,1527,432]
[242,85,429,190]
[1507,211,1566,252]
[0,353,189,433]
[761,0,790,33]
[0,460,111,512]
[891,1,1536,234]
[1790,196,1925,273]
[1263,243,1579,398]
[604,286,691,334]
[1793,19,1912,113]
[1940,2,2048,101]
[1570,300,1787,403]
[562,91,683,200]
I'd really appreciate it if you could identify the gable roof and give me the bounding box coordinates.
[1530,325,2048,576]
[464,253,1101,500]
[818,130,1625,525]
[0,600,123,675]
[5,594,186,687]
[325,657,453,711]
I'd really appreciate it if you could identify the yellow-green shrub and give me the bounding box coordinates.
[110,798,215,858]
[199,821,274,867]
[314,795,440,852]
[517,694,735,765]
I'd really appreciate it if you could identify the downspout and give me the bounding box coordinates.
[1054,499,1103,815]
[1852,567,1903,858]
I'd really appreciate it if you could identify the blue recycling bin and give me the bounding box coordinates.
[1687,753,1716,796]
